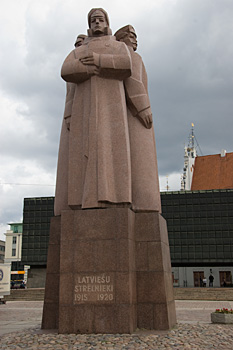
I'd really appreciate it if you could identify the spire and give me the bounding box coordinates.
[181,123,198,191]
[166,175,169,191]
[190,122,194,149]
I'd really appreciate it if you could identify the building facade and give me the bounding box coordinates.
[4,223,27,284]
[161,189,233,288]
[0,240,5,263]
[191,151,233,191]
[22,197,54,288]
[4,223,23,263]
[22,190,233,288]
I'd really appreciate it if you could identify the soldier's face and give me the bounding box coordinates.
[125,32,137,51]
[75,38,83,47]
[90,14,107,35]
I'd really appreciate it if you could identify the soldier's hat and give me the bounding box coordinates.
[114,25,136,41]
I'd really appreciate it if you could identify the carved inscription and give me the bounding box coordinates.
[74,274,114,304]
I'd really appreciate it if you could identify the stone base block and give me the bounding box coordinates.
[137,301,176,330]
[42,208,176,333]
[135,212,176,330]
[59,304,136,334]
[58,208,136,333]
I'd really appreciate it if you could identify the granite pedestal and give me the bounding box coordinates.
[42,208,176,333]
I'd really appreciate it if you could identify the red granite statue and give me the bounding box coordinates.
[42,9,176,334]
[115,25,161,212]
[54,9,161,214]
[55,8,132,213]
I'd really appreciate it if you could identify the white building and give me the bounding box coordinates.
[4,223,23,263]
[0,240,5,263]
[4,223,30,284]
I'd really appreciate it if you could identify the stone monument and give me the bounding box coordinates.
[42,8,176,333]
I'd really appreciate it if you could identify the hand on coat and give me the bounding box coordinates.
[80,53,100,76]
[80,53,100,67]
[137,109,153,129]
[86,65,100,76]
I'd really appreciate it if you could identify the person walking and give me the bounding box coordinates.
[209,274,214,287]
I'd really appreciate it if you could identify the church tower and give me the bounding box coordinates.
[181,123,197,191]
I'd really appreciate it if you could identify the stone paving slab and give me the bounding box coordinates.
[0,301,43,336]
[176,300,233,324]
[1,301,233,349]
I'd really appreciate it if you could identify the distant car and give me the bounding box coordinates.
[11,281,25,289]
[20,281,25,289]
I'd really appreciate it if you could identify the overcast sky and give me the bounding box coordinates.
[0,0,233,240]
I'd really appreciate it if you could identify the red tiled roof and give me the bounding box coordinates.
[191,152,233,190]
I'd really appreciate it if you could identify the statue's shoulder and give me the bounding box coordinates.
[73,45,86,54]
[135,50,141,57]
[62,48,77,63]
[111,37,126,48]
[110,37,131,54]
[132,51,142,60]
[128,50,142,66]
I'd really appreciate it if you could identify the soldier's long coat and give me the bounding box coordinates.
[125,47,161,212]
[55,36,132,213]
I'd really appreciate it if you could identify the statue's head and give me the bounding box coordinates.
[87,8,112,36]
[115,25,137,51]
[74,34,87,48]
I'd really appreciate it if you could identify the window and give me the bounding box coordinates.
[12,236,17,244]
[12,248,16,257]
[13,226,18,233]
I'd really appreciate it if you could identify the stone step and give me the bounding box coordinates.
[3,288,45,301]
[173,287,233,301]
[3,287,233,302]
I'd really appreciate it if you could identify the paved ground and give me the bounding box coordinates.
[0,301,43,336]
[0,300,233,349]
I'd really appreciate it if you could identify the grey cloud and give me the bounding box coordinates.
[1,0,233,231]
[136,0,233,175]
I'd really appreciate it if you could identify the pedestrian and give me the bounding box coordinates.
[200,276,203,287]
[209,274,214,287]
[203,277,207,287]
